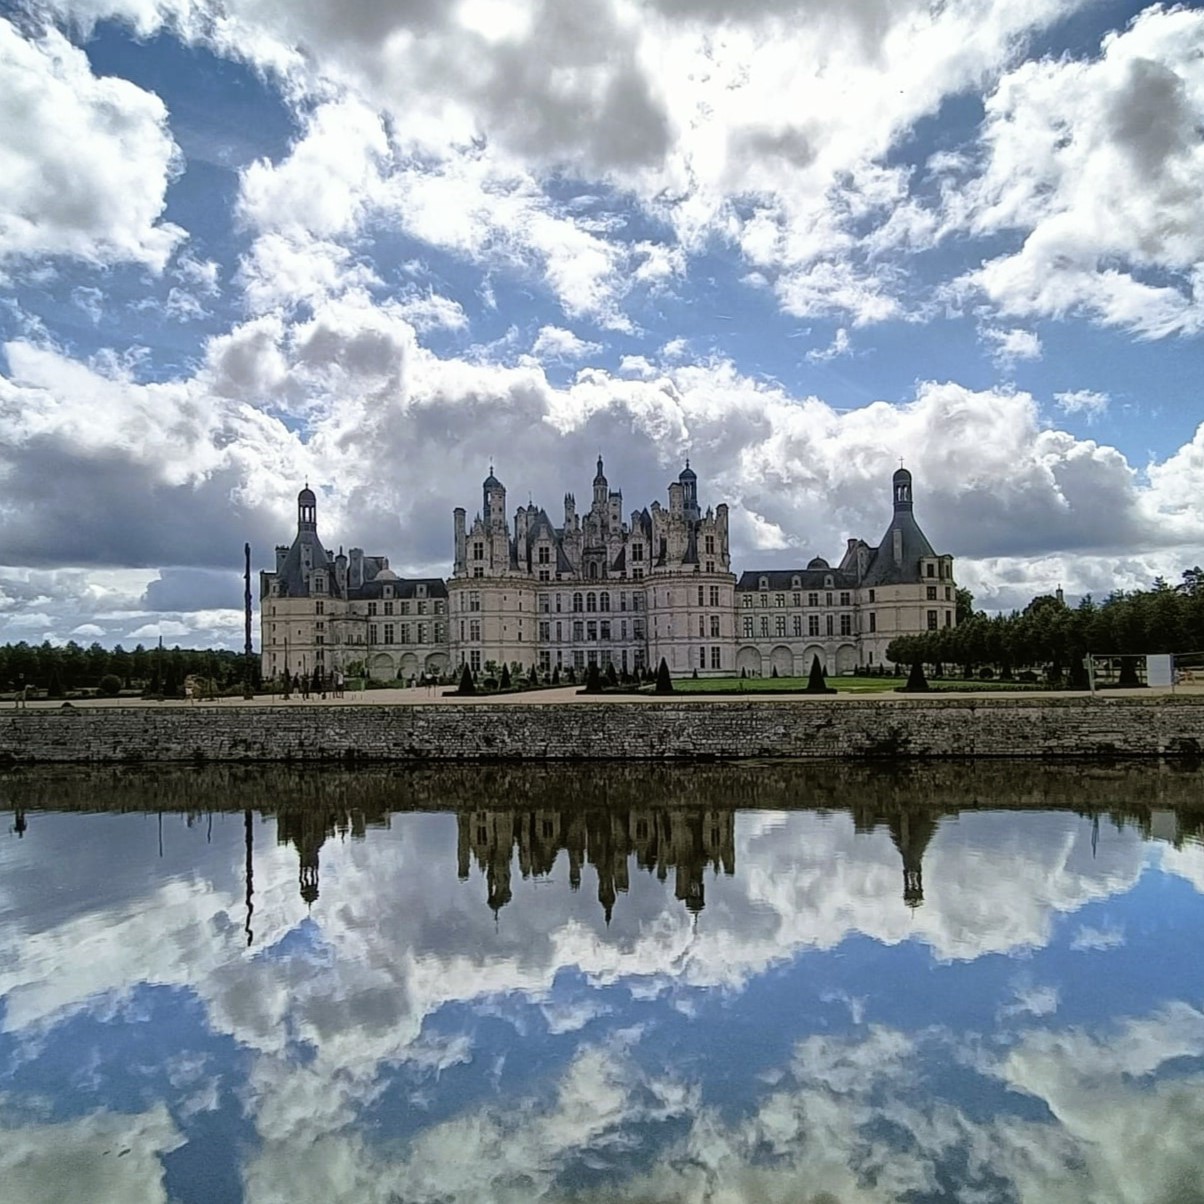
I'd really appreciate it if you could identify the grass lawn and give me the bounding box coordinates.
[671,675,1047,694]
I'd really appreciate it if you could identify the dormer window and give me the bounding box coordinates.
[417,584,427,598]
[791,576,800,589]
[825,575,833,589]
[383,585,393,599]
[759,577,768,590]
[314,576,324,593]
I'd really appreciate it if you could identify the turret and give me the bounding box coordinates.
[297,484,317,532]
[484,469,506,528]
[593,456,608,509]
[679,460,699,520]
[893,466,913,512]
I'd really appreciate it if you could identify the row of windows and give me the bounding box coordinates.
[367,624,446,645]
[744,614,855,638]
[366,600,442,617]
[742,591,851,609]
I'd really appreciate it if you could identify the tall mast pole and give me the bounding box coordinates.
[244,542,254,699]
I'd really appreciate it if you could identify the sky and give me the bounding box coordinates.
[1,0,1203,649]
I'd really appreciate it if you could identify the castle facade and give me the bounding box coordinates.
[259,462,954,682]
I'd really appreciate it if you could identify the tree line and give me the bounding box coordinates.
[886,568,1204,686]
[0,640,258,697]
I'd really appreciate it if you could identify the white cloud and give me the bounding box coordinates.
[530,325,602,362]
[953,5,1204,337]
[983,325,1043,368]
[0,19,183,271]
[1054,389,1110,420]
[806,327,851,364]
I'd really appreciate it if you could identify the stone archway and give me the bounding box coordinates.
[368,652,395,681]
[425,652,448,677]
[836,644,858,675]
[399,652,420,681]
[770,645,794,677]
[736,646,763,678]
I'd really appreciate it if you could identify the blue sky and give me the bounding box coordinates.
[4,800,1204,1200]
[1,0,1203,647]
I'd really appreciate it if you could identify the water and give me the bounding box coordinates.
[3,762,1204,1203]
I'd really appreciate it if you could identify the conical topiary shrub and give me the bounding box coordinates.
[584,662,603,693]
[457,663,476,695]
[804,654,836,694]
[655,657,673,694]
[897,661,930,693]
[500,663,512,689]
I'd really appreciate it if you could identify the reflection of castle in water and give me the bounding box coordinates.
[457,807,736,920]
[275,806,390,906]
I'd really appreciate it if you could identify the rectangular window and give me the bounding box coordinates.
[698,585,705,607]
[619,592,628,611]
[809,615,820,636]
[775,594,785,608]
[315,600,324,615]
[869,613,876,633]
[709,585,720,607]
[946,610,953,627]
[382,601,392,616]
[538,545,550,563]
[600,621,611,641]
[945,586,952,601]
[315,634,324,645]
[927,609,939,630]
[699,646,707,668]
[417,623,427,643]
[573,651,585,670]
[826,592,833,607]
[540,594,551,613]
[840,614,852,636]
[369,624,378,643]
[711,646,720,669]
[792,615,802,636]
[473,567,483,578]
[743,617,754,638]
[573,621,584,641]
[555,621,562,642]
[699,616,706,637]
[792,592,801,608]
[539,651,551,671]
[470,650,481,672]
[927,585,938,600]
[775,616,786,636]
[759,616,770,637]
[470,620,481,641]
[632,568,643,579]
[705,535,715,554]
[632,544,643,561]
[538,569,550,582]
[400,624,410,643]
[473,542,484,559]
[927,563,935,577]
[384,624,394,643]
[539,621,550,640]
[469,592,480,611]
[400,601,410,615]
[759,594,768,608]
[367,602,378,616]
[621,620,628,640]
[808,592,819,607]
[868,589,875,602]
[587,621,597,641]
[633,619,645,639]
[417,601,427,615]
[710,615,720,637]
[840,592,850,606]
[742,594,753,608]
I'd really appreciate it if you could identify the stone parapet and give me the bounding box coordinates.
[3,697,1204,764]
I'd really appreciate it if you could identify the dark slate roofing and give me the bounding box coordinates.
[350,576,449,600]
[611,545,626,572]
[736,568,858,591]
[859,511,937,586]
[276,531,336,598]
[556,542,576,574]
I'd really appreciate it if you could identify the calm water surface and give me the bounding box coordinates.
[3,762,1204,1203]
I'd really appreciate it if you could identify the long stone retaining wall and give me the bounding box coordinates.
[2,696,1204,763]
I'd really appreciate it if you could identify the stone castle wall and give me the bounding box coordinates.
[2,697,1204,764]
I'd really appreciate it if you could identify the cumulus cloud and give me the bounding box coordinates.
[1054,388,1110,420]
[983,325,1043,368]
[0,19,183,271]
[951,5,1204,337]
[530,325,602,362]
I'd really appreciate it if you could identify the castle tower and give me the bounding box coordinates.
[593,456,608,509]
[297,484,317,532]
[483,469,506,528]
[679,461,699,521]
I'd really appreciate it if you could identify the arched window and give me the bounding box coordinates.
[573,592,584,612]
[587,592,597,612]
[599,591,610,612]
[589,562,599,580]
